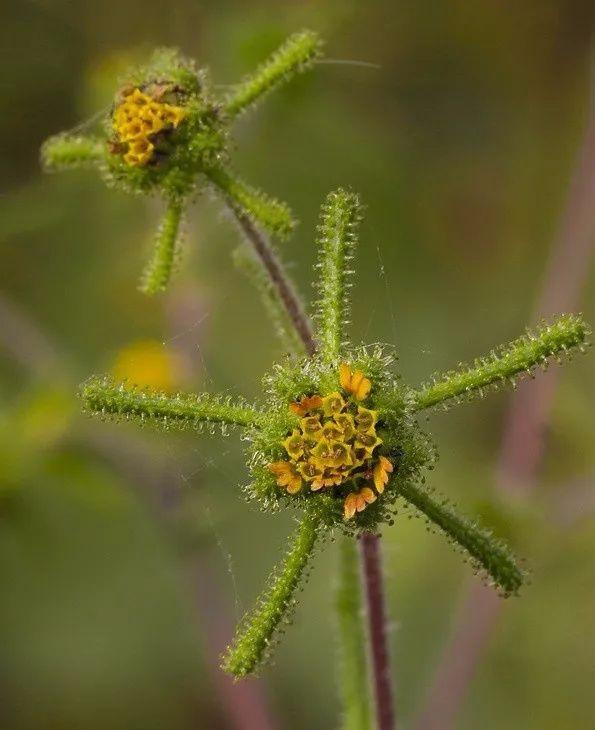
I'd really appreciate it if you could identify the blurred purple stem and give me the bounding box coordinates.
[414,79,595,730]
[360,533,396,730]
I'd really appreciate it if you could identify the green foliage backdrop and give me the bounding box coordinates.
[1,2,595,729]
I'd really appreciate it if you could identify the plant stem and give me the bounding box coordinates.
[229,205,395,728]
[359,533,395,730]
[228,205,317,355]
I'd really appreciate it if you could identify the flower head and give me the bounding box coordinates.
[267,364,394,520]
[42,33,324,295]
[112,86,187,167]
[80,187,590,678]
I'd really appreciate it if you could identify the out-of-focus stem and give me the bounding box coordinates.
[414,73,595,730]
[227,204,317,356]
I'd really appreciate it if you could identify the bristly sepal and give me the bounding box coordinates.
[224,30,324,119]
[412,313,590,412]
[398,481,525,596]
[314,189,363,364]
[221,513,322,678]
[81,376,265,433]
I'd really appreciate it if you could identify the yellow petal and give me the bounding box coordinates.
[344,494,357,519]
[361,487,377,504]
[380,456,393,473]
[351,370,365,391]
[286,476,302,494]
[268,461,289,475]
[339,363,352,391]
[355,376,372,400]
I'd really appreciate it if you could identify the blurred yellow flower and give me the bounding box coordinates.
[112,339,183,392]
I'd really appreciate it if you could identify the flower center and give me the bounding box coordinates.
[111,87,187,167]
[269,364,394,520]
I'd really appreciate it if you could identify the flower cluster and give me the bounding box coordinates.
[269,364,394,519]
[78,187,589,679]
[41,32,323,294]
[110,86,187,167]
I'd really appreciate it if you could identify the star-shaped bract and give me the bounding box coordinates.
[80,189,589,677]
[41,32,323,294]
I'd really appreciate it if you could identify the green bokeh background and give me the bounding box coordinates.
[2,2,595,728]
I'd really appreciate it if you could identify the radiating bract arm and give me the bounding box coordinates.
[224,30,323,119]
[140,199,185,295]
[81,376,265,433]
[313,189,362,364]
[411,314,589,412]
[204,165,296,238]
[399,480,524,596]
[221,513,321,677]
[41,134,105,171]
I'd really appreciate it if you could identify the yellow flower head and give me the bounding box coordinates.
[111,86,187,167]
[269,364,395,519]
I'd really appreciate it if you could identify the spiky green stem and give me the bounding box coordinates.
[336,538,373,730]
[399,481,523,596]
[41,134,104,171]
[411,314,589,412]
[205,165,295,238]
[233,244,305,354]
[140,199,184,295]
[314,189,362,364]
[225,30,323,118]
[81,376,264,432]
[222,514,321,677]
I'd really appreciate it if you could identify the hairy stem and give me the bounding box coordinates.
[140,199,184,295]
[81,376,264,431]
[222,514,321,677]
[336,538,373,730]
[399,482,523,596]
[233,244,306,354]
[359,534,395,730]
[411,314,588,412]
[227,204,317,355]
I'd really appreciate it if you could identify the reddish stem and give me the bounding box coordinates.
[359,533,395,730]
[231,208,317,356]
